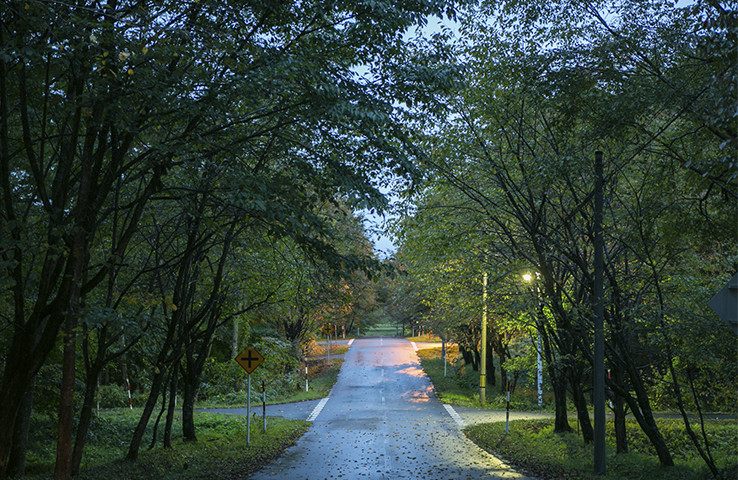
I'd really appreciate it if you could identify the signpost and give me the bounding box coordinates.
[235,345,265,444]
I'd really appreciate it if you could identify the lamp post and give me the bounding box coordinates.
[480,272,488,405]
[523,272,543,407]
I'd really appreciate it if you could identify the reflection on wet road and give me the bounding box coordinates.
[248,337,532,480]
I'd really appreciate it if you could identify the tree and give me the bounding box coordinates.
[1,0,466,475]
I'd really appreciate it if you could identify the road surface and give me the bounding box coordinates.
[246,337,532,480]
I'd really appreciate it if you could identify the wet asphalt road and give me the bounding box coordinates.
[240,337,531,480]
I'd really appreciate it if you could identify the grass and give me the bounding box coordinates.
[416,346,547,410]
[406,334,443,343]
[308,344,349,356]
[417,346,738,479]
[22,358,346,479]
[22,409,309,480]
[465,419,738,480]
[272,358,343,404]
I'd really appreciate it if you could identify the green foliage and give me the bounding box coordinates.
[418,346,547,410]
[200,337,300,402]
[465,418,738,480]
[96,385,132,410]
[197,358,343,408]
[20,409,309,479]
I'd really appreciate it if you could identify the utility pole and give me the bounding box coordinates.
[593,150,606,475]
[480,272,488,405]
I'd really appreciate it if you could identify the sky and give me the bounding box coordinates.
[362,16,459,259]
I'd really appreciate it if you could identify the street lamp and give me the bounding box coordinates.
[480,272,488,405]
[523,272,543,408]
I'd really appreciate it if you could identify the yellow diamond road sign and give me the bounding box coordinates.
[235,345,264,374]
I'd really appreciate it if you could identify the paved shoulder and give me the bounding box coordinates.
[200,399,321,420]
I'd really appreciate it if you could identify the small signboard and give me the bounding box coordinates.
[235,345,264,374]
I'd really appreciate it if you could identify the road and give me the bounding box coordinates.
[245,337,532,480]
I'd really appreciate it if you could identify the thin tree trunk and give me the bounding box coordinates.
[71,370,100,476]
[182,353,199,442]
[164,362,179,449]
[7,379,34,478]
[126,367,168,460]
[612,365,628,454]
[55,308,80,480]
[569,371,593,443]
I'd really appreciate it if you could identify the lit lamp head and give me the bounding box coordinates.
[522,273,532,282]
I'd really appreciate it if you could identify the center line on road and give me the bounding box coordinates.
[443,404,466,429]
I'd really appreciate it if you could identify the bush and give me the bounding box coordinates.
[200,337,301,402]
[97,384,131,409]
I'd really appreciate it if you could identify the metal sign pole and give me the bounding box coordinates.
[262,380,267,433]
[247,374,251,445]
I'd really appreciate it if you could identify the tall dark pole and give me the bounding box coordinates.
[593,150,606,474]
[480,272,488,405]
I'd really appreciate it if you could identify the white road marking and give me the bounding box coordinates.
[443,404,466,429]
[307,396,330,421]
[348,338,354,346]
[411,341,418,351]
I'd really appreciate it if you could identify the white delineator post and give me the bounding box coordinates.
[126,378,132,409]
[305,358,309,392]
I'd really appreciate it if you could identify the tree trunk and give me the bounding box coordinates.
[7,379,34,478]
[54,313,78,480]
[164,363,179,449]
[72,370,100,476]
[182,358,198,442]
[540,323,571,433]
[611,367,628,454]
[570,374,593,443]
[126,367,168,460]
[551,368,571,433]
[486,337,496,387]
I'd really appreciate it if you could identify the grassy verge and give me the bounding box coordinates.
[417,346,546,410]
[417,346,737,479]
[196,358,344,408]
[20,358,346,478]
[275,358,343,404]
[23,409,308,480]
[465,418,737,480]
[406,334,443,343]
[308,344,349,356]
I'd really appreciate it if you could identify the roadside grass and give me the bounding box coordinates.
[416,346,546,410]
[196,358,344,408]
[22,409,309,480]
[273,358,343,404]
[417,346,738,479]
[308,343,349,356]
[465,419,738,480]
[19,357,346,478]
[406,334,443,343]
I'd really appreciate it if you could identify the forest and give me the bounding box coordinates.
[0,0,735,479]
